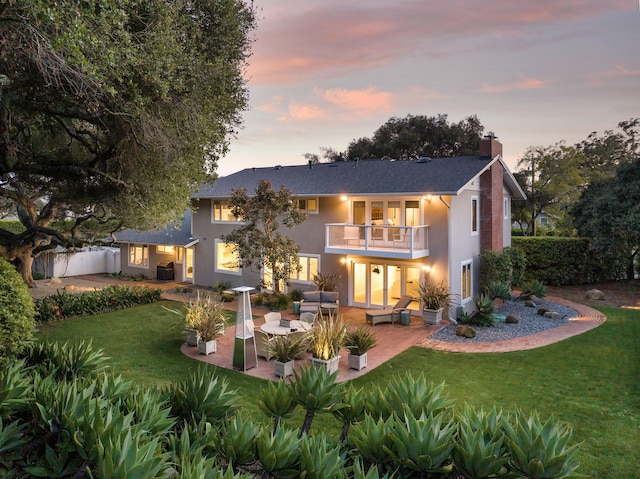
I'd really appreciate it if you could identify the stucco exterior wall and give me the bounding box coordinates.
[449,185,482,313]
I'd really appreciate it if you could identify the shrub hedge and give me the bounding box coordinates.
[512,237,600,285]
[34,285,162,322]
[0,258,35,364]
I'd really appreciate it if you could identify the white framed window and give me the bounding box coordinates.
[215,240,240,274]
[298,198,318,214]
[129,244,149,268]
[157,245,174,254]
[176,247,184,263]
[503,197,509,220]
[471,196,479,235]
[212,200,240,222]
[461,260,473,302]
[290,254,320,283]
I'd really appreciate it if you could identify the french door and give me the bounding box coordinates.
[350,261,420,309]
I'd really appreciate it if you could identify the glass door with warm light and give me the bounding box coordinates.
[185,247,194,282]
[351,261,421,309]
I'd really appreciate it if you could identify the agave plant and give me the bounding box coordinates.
[351,458,395,479]
[387,410,455,477]
[256,427,301,478]
[483,280,512,301]
[289,364,342,437]
[366,373,454,420]
[0,359,32,416]
[453,406,509,479]
[213,417,260,469]
[503,408,581,479]
[168,366,238,422]
[470,294,496,327]
[298,434,347,479]
[330,383,367,442]
[348,413,396,473]
[256,380,299,434]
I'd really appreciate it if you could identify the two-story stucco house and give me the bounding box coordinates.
[162,136,522,317]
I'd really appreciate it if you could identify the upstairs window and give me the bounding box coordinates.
[405,200,420,226]
[298,198,318,214]
[212,200,240,222]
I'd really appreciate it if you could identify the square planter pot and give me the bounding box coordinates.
[310,355,340,374]
[198,339,217,355]
[348,353,367,371]
[185,327,199,346]
[274,359,295,378]
[422,308,444,325]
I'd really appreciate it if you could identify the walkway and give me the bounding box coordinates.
[33,275,606,382]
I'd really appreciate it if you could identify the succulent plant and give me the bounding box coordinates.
[503,408,581,479]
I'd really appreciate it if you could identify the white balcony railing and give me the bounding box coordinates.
[325,224,429,259]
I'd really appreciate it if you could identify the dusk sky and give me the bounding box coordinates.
[217,0,639,176]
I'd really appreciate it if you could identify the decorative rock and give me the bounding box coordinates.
[455,325,476,338]
[525,300,536,308]
[543,311,562,319]
[63,285,75,291]
[505,315,519,324]
[537,308,550,316]
[585,289,605,301]
[50,277,62,284]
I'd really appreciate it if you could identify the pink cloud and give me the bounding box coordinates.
[282,102,328,122]
[603,64,640,78]
[256,96,283,114]
[480,76,548,93]
[319,86,395,116]
[248,0,633,85]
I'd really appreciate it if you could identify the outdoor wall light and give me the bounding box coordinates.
[340,257,347,264]
[340,195,348,201]
[422,265,431,272]
[423,194,432,201]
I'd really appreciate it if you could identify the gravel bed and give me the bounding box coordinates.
[428,297,579,343]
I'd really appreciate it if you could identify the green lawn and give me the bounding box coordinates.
[39,302,640,479]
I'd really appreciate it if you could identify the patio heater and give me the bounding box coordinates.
[232,286,257,371]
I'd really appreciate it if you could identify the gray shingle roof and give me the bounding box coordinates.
[115,209,196,246]
[194,155,520,198]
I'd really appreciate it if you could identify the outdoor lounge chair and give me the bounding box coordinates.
[365,295,413,326]
[299,311,318,324]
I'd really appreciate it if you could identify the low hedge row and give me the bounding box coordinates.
[35,284,163,322]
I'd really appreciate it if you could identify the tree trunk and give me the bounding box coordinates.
[15,248,36,288]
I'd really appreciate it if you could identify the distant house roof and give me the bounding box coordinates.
[194,155,526,199]
[115,209,197,247]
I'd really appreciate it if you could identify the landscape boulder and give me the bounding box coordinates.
[537,307,550,316]
[543,311,562,320]
[63,285,75,291]
[49,277,62,285]
[505,315,519,324]
[525,300,536,308]
[456,325,476,338]
[585,289,605,301]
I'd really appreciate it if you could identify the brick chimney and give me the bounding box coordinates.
[480,133,502,158]
[479,135,504,252]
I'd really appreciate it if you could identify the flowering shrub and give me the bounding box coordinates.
[34,285,162,323]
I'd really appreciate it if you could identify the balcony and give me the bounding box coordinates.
[325,224,429,259]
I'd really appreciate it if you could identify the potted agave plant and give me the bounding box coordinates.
[308,312,347,374]
[267,334,308,378]
[416,280,452,325]
[343,326,378,371]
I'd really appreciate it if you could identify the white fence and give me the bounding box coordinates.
[33,247,121,278]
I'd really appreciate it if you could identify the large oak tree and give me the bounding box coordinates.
[0,0,255,286]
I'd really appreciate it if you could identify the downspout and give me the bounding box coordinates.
[438,195,450,209]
